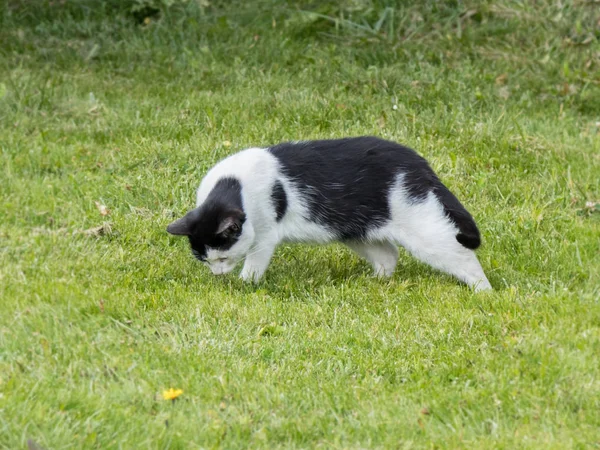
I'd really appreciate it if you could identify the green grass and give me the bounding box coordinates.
[1,0,599,448]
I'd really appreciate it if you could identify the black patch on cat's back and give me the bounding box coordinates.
[268,136,482,248]
[271,180,287,222]
[268,137,437,239]
[187,177,245,256]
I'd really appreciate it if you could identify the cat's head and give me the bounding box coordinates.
[167,206,254,275]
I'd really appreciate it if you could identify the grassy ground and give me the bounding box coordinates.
[1,0,599,448]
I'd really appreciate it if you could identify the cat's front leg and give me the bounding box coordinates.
[240,242,277,283]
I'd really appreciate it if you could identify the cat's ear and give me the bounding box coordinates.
[167,216,191,236]
[167,210,198,236]
[216,210,245,237]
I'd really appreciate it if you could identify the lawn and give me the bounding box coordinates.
[1,0,599,448]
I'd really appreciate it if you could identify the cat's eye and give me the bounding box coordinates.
[218,257,228,262]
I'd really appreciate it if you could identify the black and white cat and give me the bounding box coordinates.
[167,137,492,291]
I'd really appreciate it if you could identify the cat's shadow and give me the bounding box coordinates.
[206,245,490,298]
[209,253,367,294]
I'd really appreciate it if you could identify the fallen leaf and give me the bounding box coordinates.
[82,222,113,237]
[582,35,593,45]
[495,73,508,85]
[94,201,110,216]
[27,440,47,450]
[420,407,430,415]
[583,201,600,215]
[559,83,578,96]
[461,9,478,20]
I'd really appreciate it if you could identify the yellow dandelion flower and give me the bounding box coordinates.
[162,388,183,401]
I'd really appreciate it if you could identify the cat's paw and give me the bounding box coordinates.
[372,264,395,278]
[239,269,262,283]
[473,278,493,292]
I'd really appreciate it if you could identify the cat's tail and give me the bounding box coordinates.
[433,181,481,250]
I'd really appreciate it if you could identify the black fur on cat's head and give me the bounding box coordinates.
[167,207,245,260]
[167,177,247,264]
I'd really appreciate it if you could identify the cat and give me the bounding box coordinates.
[167,136,492,291]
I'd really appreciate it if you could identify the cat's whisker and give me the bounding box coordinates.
[242,244,273,259]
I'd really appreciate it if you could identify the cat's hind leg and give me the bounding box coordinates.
[385,194,492,291]
[390,225,491,291]
[345,241,399,277]
[408,242,492,291]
